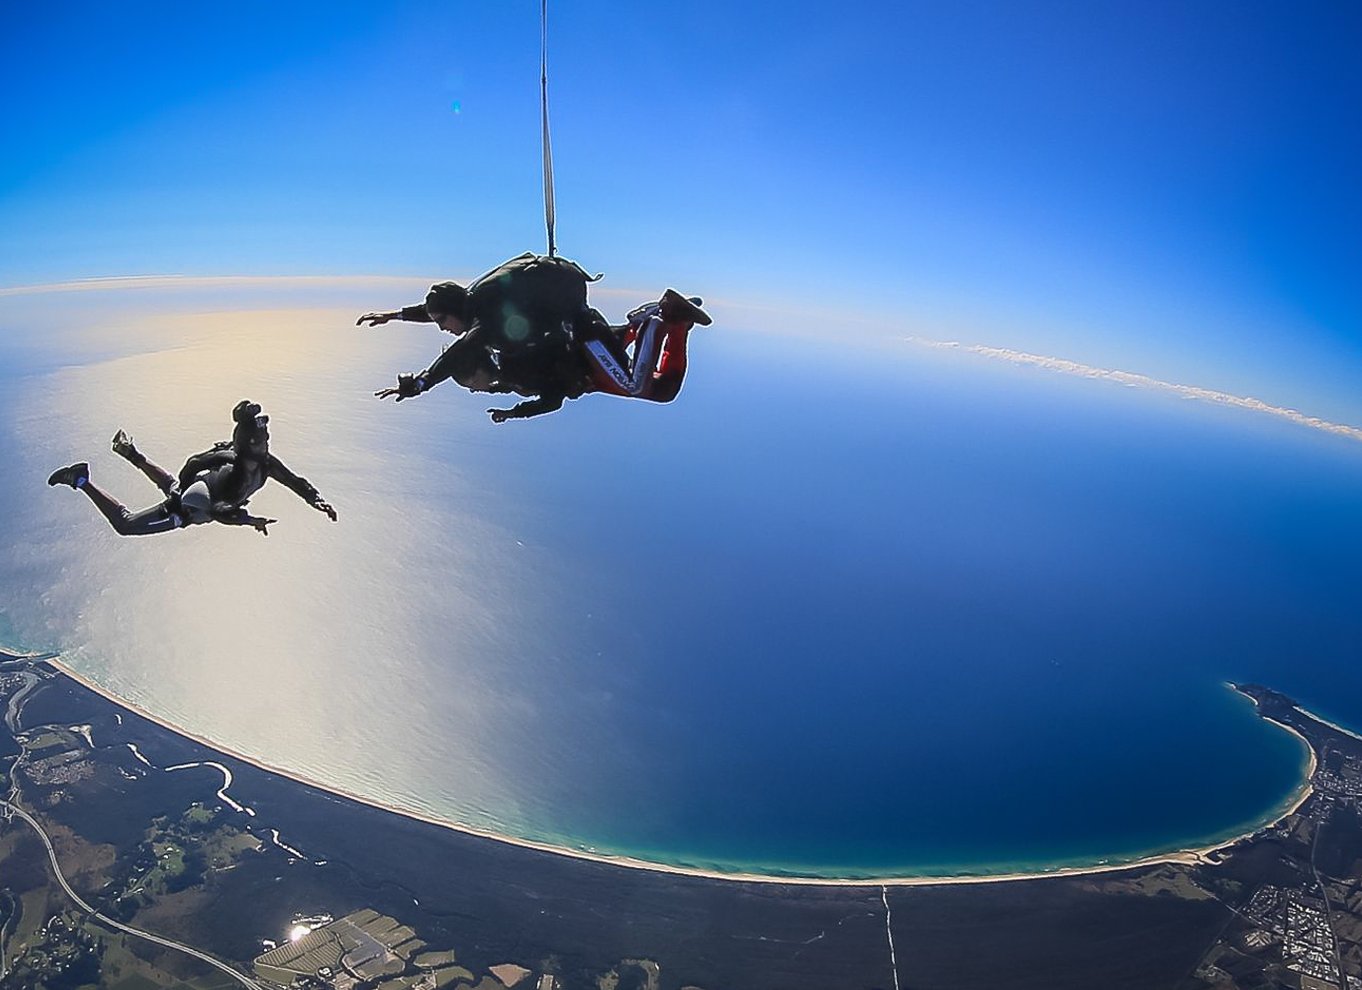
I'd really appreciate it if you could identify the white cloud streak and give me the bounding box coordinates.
[907,336,1362,445]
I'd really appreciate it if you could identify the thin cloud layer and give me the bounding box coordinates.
[0,274,426,298]
[908,336,1362,445]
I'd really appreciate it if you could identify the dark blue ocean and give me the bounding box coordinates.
[2,281,1359,877]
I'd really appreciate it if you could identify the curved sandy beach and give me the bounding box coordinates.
[38,657,1317,888]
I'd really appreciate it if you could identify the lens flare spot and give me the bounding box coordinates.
[504,313,530,342]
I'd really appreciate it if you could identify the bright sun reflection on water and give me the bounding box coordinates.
[2,282,627,839]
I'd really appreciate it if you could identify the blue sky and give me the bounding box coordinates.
[2,2,1359,420]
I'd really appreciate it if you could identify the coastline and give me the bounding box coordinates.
[33,656,1319,889]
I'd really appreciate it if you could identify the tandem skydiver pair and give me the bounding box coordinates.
[359,252,713,422]
[47,253,713,538]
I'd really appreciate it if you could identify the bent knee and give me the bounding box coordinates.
[644,379,682,404]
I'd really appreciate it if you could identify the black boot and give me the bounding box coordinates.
[47,462,90,489]
[660,288,712,327]
[111,430,142,463]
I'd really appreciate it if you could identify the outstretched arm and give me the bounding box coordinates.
[210,504,277,536]
[265,456,338,521]
[375,336,473,401]
[357,304,434,328]
[488,392,567,423]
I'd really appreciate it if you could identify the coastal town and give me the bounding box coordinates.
[1184,686,1362,990]
[4,651,1362,989]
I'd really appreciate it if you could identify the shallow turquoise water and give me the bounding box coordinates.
[1,280,1355,877]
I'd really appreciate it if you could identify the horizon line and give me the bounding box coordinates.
[0,273,434,297]
[0,272,738,307]
[0,273,648,297]
[5,274,1357,447]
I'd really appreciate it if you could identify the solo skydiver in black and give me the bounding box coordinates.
[47,401,337,536]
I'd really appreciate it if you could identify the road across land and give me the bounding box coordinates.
[1,798,265,990]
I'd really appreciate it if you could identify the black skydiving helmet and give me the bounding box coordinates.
[231,400,269,448]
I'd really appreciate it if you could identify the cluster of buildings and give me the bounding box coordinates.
[251,908,572,990]
[1314,746,1362,803]
[0,912,102,989]
[1240,884,1343,987]
[15,729,93,788]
